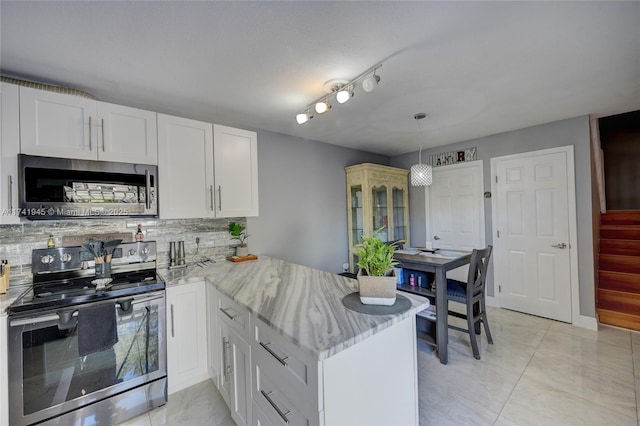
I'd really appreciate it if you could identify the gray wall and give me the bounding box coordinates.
[391,115,595,318]
[247,130,388,273]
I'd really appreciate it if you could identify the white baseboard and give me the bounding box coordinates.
[486,295,498,307]
[573,314,598,330]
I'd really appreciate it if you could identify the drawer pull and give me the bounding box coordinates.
[259,341,289,367]
[220,307,237,320]
[260,390,290,424]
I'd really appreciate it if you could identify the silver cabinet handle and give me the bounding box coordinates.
[218,185,222,211]
[433,235,440,240]
[88,116,93,151]
[260,390,290,424]
[259,341,288,367]
[170,304,175,338]
[221,336,229,381]
[101,118,105,152]
[8,175,13,209]
[552,243,567,249]
[219,307,237,320]
[209,185,214,211]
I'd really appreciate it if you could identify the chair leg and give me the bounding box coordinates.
[467,300,480,359]
[481,298,493,345]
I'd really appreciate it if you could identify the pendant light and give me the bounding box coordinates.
[410,113,433,186]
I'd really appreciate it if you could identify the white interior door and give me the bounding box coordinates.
[427,161,485,281]
[492,148,573,322]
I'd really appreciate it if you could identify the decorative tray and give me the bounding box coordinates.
[226,255,258,262]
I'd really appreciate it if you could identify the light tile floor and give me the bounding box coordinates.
[123,307,640,426]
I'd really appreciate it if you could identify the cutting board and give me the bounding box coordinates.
[226,255,258,262]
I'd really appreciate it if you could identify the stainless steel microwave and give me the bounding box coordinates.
[18,154,158,219]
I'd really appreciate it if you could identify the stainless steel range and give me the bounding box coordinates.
[7,241,167,426]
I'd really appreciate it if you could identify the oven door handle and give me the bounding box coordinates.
[9,310,78,327]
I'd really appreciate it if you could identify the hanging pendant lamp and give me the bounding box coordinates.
[410,113,433,186]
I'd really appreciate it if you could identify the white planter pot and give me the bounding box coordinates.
[357,269,397,306]
[236,245,249,257]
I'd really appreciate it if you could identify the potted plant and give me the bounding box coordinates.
[229,222,250,257]
[355,228,402,306]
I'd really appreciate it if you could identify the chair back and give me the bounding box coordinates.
[465,246,493,298]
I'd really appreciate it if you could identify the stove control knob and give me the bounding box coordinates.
[141,247,150,255]
[41,254,54,264]
[61,253,72,263]
[129,249,137,256]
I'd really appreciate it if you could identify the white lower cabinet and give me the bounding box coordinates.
[210,286,419,426]
[166,282,209,394]
[0,313,8,426]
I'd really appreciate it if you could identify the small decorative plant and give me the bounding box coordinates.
[356,227,402,276]
[229,222,249,247]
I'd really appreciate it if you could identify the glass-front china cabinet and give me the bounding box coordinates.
[345,163,410,272]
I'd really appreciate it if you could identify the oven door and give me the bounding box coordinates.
[8,291,167,426]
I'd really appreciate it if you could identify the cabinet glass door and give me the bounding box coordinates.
[393,188,406,242]
[372,185,388,241]
[350,185,363,244]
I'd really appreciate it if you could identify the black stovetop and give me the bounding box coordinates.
[8,270,165,316]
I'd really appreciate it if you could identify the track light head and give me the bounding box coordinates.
[315,100,331,114]
[336,86,354,104]
[362,73,380,93]
[296,111,313,124]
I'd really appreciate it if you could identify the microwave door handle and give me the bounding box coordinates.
[145,170,151,210]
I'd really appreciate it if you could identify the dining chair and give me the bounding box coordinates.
[446,246,493,359]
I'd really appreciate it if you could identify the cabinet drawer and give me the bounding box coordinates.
[253,320,320,414]
[254,364,315,426]
[217,291,250,339]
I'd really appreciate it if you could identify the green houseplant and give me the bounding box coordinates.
[229,222,250,257]
[355,227,402,305]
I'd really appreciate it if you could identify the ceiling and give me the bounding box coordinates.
[1,1,639,156]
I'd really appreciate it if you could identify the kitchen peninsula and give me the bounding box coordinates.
[161,256,429,426]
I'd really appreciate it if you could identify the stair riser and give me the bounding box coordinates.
[598,310,640,332]
[600,240,640,256]
[600,228,640,240]
[601,212,640,226]
[597,290,640,312]
[599,255,640,274]
[598,271,640,292]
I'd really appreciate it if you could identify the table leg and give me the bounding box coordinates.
[435,267,448,364]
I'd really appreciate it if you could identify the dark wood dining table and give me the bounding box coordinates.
[394,249,472,365]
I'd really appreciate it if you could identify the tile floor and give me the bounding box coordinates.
[123,307,640,425]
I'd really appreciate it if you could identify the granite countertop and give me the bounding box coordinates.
[0,285,30,315]
[159,256,429,360]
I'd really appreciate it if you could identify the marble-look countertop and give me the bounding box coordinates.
[0,285,30,315]
[159,256,429,360]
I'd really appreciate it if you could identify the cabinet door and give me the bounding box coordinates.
[218,321,232,405]
[0,314,8,426]
[228,327,252,426]
[97,102,158,164]
[166,282,209,394]
[213,124,259,217]
[19,87,97,159]
[206,284,220,385]
[0,83,20,224]
[158,114,214,219]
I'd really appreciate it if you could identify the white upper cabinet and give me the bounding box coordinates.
[213,124,259,217]
[157,113,215,219]
[0,83,20,224]
[95,102,158,164]
[19,86,157,164]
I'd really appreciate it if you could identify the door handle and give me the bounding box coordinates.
[101,118,106,152]
[88,116,93,151]
[209,185,214,211]
[218,185,222,211]
[552,243,567,249]
[433,235,440,240]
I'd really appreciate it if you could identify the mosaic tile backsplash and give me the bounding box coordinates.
[0,217,246,287]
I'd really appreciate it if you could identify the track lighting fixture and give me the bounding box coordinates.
[410,113,433,187]
[296,110,313,125]
[295,63,382,124]
[336,85,354,104]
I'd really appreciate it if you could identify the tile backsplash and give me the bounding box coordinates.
[0,217,245,287]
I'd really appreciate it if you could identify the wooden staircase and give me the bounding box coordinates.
[597,211,640,331]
